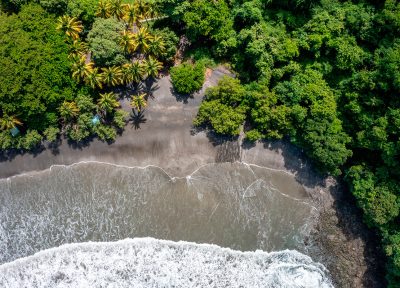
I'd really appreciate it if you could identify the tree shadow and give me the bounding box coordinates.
[130,110,147,130]
[141,78,160,100]
[67,135,95,150]
[170,87,194,104]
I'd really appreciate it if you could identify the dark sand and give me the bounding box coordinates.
[0,68,385,287]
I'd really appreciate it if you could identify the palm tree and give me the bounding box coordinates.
[97,92,120,117]
[56,16,83,40]
[71,56,94,83]
[134,0,150,20]
[85,68,103,89]
[0,114,22,131]
[96,0,112,18]
[130,93,147,112]
[100,66,123,87]
[122,61,144,84]
[109,0,126,20]
[68,40,88,59]
[119,30,135,54]
[123,4,138,28]
[148,34,165,58]
[143,56,163,79]
[132,27,153,54]
[59,101,79,122]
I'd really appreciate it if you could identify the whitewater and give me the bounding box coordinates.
[0,238,333,287]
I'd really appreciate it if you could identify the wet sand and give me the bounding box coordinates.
[0,67,385,287]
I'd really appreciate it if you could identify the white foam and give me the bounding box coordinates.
[0,238,333,288]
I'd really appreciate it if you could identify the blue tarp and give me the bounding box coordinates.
[91,115,100,125]
[10,127,20,137]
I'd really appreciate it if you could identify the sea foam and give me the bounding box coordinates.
[0,238,333,288]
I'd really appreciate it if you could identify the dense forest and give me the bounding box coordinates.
[0,0,400,286]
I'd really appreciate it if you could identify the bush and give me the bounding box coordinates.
[113,110,128,129]
[94,124,117,142]
[170,62,205,94]
[43,126,60,143]
[21,130,43,150]
[154,28,179,64]
[245,129,263,141]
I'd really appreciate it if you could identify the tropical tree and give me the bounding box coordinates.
[119,30,135,54]
[96,0,112,18]
[130,93,147,112]
[143,56,163,79]
[109,0,126,20]
[85,67,103,89]
[100,66,123,86]
[97,92,120,117]
[122,61,144,84]
[71,56,94,82]
[148,34,165,58]
[123,4,139,28]
[59,101,80,122]
[134,0,150,20]
[56,16,83,40]
[132,27,153,54]
[68,40,88,59]
[0,114,22,131]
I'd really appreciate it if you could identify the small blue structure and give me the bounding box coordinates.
[10,127,20,137]
[91,115,100,125]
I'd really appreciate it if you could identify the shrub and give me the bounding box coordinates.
[170,62,205,94]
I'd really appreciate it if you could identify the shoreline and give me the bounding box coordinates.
[0,68,385,287]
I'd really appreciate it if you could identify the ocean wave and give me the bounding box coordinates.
[0,238,333,288]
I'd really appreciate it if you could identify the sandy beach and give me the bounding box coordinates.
[0,68,384,287]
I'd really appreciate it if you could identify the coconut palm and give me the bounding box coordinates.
[130,93,147,112]
[97,92,120,116]
[96,0,112,18]
[134,0,150,20]
[0,114,22,131]
[56,16,83,40]
[143,56,163,79]
[100,66,124,87]
[123,4,139,28]
[68,40,88,59]
[132,27,153,54]
[85,68,103,89]
[59,101,79,122]
[119,30,135,54]
[148,34,165,58]
[122,61,144,84]
[109,0,126,20]
[71,56,94,83]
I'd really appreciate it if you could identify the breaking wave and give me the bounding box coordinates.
[0,238,333,288]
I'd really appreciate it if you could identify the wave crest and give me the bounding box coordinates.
[0,238,333,288]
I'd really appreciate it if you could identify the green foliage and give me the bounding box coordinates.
[153,28,179,64]
[67,0,99,24]
[94,124,117,142]
[0,4,76,132]
[176,0,237,56]
[43,126,60,143]
[194,76,247,135]
[21,130,43,150]
[170,62,205,94]
[87,17,125,66]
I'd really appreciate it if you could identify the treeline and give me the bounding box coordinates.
[156,0,400,285]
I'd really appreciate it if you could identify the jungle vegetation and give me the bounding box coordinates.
[1,0,400,285]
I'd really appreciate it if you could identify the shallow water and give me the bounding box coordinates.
[0,162,317,263]
[0,238,333,287]
[0,161,329,286]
